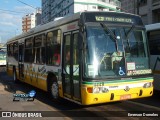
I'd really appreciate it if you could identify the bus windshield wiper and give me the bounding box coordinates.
[100,23,118,52]
[124,23,135,52]
[126,23,135,39]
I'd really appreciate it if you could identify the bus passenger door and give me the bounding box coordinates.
[62,31,81,102]
[18,43,24,80]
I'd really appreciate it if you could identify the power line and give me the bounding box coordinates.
[0,8,27,14]
[16,0,36,9]
[0,11,24,15]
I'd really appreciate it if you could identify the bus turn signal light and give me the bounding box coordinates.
[87,87,93,93]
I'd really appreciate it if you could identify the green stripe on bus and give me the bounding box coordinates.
[82,77,153,85]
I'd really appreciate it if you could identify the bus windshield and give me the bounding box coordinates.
[84,24,150,78]
[0,50,6,60]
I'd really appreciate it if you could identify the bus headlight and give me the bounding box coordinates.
[143,82,152,88]
[93,87,100,93]
[92,87,109,93]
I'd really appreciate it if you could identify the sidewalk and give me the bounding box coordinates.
[0,72,70,120]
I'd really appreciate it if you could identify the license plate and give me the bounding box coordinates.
[120,94,131,100]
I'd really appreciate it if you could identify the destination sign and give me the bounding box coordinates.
[81,12,143,26]
[95,16,133,23]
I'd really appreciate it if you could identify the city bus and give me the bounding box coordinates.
[6,11,153,105]
[0,47,6,66]
[146,23,160,91]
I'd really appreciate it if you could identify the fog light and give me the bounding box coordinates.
[94,98,98,101]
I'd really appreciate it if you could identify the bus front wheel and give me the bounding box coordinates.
[51,81,59,99]
[48,79,60,101]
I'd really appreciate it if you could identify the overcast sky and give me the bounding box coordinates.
[0,0,41,43]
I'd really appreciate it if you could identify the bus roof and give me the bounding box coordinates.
[145,23,160,31]
[7,11,142,44]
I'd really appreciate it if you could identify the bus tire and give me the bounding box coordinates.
[51,81,59,99]
[13,69,18,83]
[48,77,60,101]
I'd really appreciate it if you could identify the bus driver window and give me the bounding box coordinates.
[46,30,61,65]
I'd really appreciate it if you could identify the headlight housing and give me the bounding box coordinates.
[87,87,109,93]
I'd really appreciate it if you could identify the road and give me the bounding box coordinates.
[0,67,159,120]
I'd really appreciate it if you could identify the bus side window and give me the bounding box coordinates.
[34,34,46,64]
[13,42,18,60]
[24,37,34,63]
[7,45,11,56]
[46,30,61,66]
[53,45,60,65]
[10,44,13,56]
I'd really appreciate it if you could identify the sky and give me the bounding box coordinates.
[0,0,41,43]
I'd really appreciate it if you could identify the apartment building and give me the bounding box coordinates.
[119,0,136,13]
[22,13,36,32]
[41,0,121,24]
[22,8,42,33]
[120,0,160,25]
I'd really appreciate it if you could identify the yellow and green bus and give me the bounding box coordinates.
[6,11,153,105]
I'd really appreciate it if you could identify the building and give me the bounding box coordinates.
[120,0,160,25]
[35,8,42,26]
[41,0,121,24]
[22,13,36,32]
[22,8,42,33]
[119,0,137,14]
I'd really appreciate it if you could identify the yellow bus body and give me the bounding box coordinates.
[81,78,153,105]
